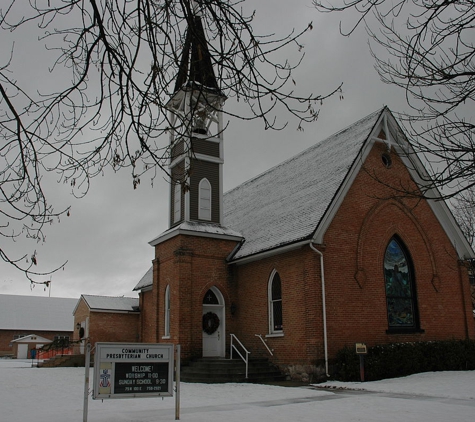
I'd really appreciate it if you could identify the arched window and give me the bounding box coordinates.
[164,285,171,337]
[203,288,220,305]
[173,183,181,223]
[268,270,283,334]
[384,236,420,331]
[198,178,211,221]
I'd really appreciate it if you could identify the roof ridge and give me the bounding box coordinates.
[82,294,138,300]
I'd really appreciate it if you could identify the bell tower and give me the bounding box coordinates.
[166,7,226,228]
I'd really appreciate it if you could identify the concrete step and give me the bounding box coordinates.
[39,354,87,368]
[181,358,286,383]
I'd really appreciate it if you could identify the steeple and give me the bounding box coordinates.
[173,13,221,96]
[166,6,226,228]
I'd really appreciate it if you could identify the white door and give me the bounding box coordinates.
[17,343,28,359]
[202,287,225,357]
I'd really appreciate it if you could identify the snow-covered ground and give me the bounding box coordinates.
[2,359,474,422]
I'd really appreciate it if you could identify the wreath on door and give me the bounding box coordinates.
[202,312,220,335]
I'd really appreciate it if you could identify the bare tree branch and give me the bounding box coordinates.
[0,1,339,281]
[314,0,475,198]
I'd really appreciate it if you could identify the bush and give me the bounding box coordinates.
[334,339,475,381]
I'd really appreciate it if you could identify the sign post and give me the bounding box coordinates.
[355,342,368,382]
[93,343,174,399]
[175,344,181,421]
[83,342,91,422]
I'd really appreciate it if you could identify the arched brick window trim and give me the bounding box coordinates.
[354,199,439,292]
[200,283,230,308]
[384,235,423,333]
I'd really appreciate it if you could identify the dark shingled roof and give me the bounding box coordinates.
[174,15,221,95]
[224,109,383,260]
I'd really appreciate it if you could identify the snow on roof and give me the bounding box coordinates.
[224,108,383,260]
[149,221,242,247]
[10,334,52,344]
[80,295,139,312]
[0,294,77,332]
[133,266,153,291]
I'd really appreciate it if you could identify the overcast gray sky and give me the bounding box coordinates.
[0,0,408,299]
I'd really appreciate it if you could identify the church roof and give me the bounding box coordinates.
[224,109,384,261]
[224,107,474,262]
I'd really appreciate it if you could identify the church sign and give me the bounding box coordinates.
[93,343,174,399]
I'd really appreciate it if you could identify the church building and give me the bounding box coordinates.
[130,10,475,380]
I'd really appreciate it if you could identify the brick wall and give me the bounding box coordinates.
[0,330,73,356]
[229,141,474,378]
[140,139,474,380]
[73,299,140,352]
[144,234,238,361]
[321,141,474,357]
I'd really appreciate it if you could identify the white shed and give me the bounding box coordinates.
[10,334,52,359]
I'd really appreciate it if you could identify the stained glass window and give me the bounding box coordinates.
[384,237,418,329]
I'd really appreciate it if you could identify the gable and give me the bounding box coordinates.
[224,108,474,263]
[11,334,52,344]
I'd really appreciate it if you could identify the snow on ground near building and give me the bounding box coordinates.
[1,359,474,422]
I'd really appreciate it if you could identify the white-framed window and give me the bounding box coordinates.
[198,178,212,220]
[164,285,171,337]
[268,270,283,334]
[173,182,181,223]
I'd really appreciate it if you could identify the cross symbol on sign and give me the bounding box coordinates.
[100,369,111,387]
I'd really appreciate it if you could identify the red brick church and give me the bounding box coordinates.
[78,11,475,380]
[125,12,475,380]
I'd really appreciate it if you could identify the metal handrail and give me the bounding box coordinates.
[229,334,250,378]
[255,334,274,356]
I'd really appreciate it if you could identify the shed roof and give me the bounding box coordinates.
[0,294,77,332]
[10,334,52,344]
